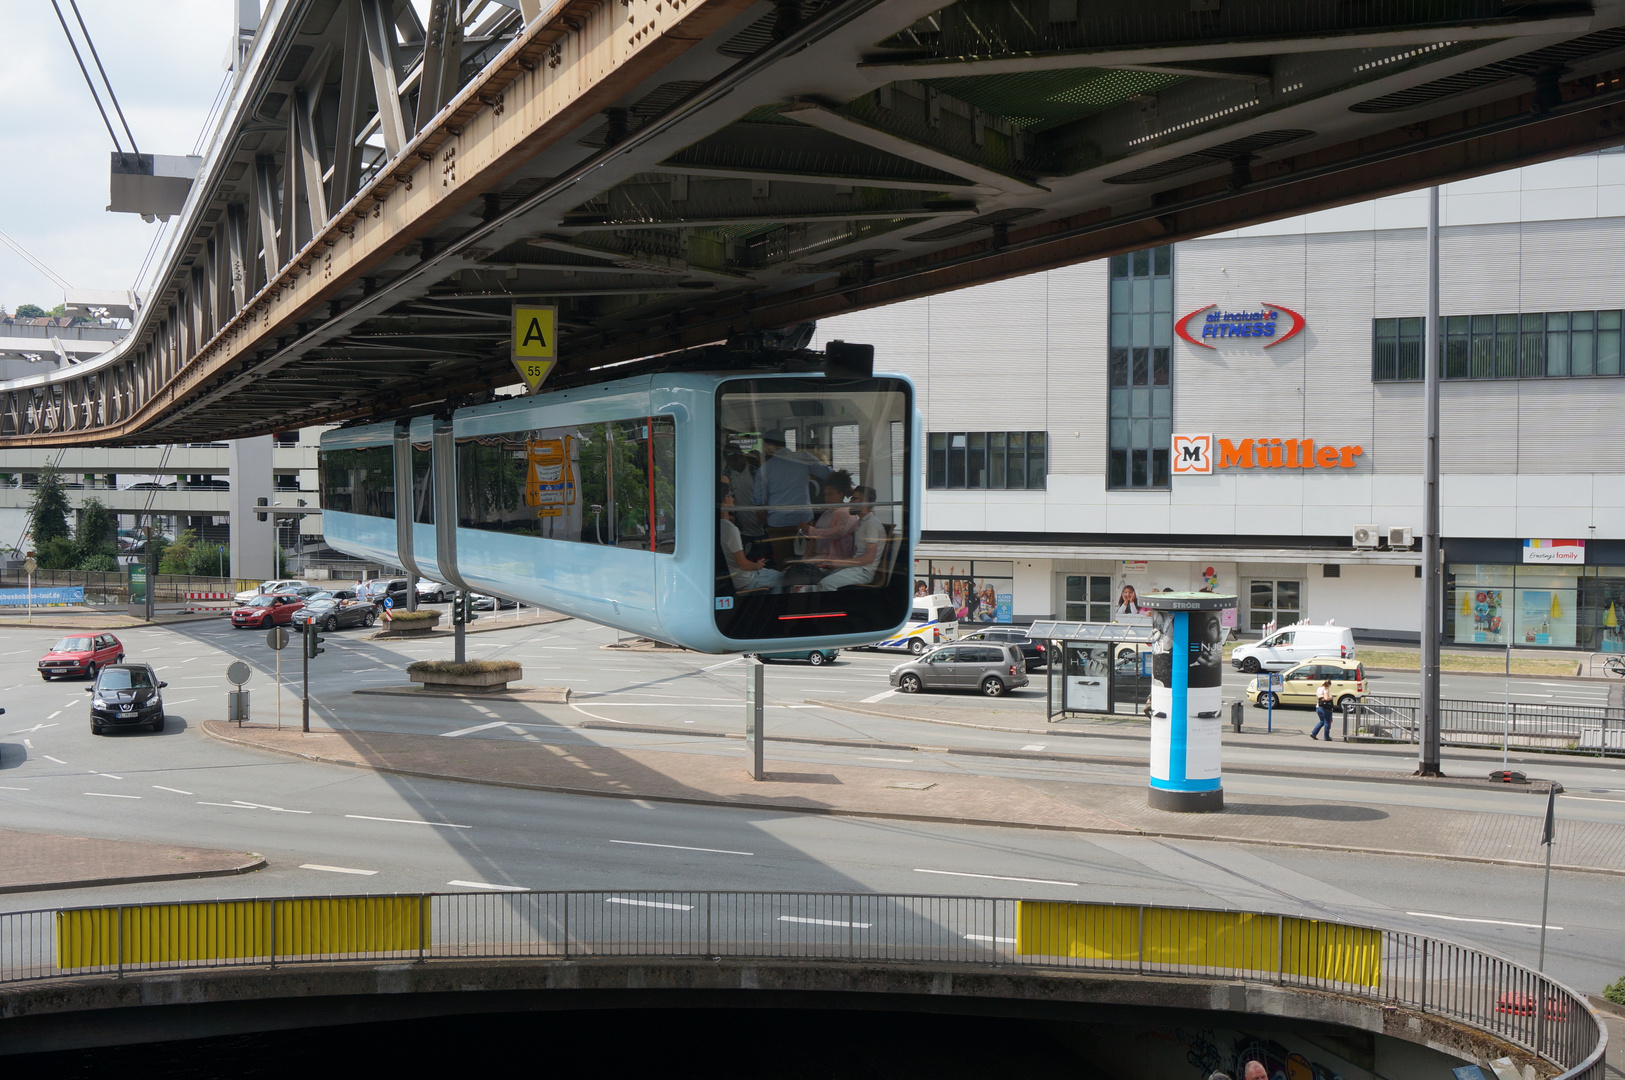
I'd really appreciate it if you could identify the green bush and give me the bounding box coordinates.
[34,536,79,570]
[76,553,119,572]
[407,660,521,676]
[1605,975,1625,1006]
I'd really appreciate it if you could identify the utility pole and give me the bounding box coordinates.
[1418,186,1443,777]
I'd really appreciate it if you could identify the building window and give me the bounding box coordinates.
[1248,579,1300,632]
[1064,574,1114,622]
[913,559,1014,623]
[1108,244,1173,488]
[926,431,1046,489]
[1373,309,1623,381]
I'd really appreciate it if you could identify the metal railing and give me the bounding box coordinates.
[0,893,1606,1078]
[1345,694,1623,757]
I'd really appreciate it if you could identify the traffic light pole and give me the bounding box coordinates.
[301,621,311,733]
[454,591,467,663]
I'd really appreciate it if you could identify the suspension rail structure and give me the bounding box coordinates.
[7,0,1625,445]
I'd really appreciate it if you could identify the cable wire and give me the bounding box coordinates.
[67,0,140,157]
[0,226,74,292]
[48,0,127,159]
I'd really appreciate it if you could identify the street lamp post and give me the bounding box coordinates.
[1418,185,1444,778]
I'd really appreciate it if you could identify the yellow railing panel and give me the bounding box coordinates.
[1283,917,1382,987]
[1014,902,1140,961]
[274,896,426,956]
[1144,908,1278,971]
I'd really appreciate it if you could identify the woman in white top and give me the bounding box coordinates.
[815,487,886,591]
[719,483,783,593]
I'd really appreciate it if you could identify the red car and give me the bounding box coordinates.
[231,593,306,629]
[39,633,124,681]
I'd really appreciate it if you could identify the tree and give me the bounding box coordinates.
[158,529,198,575]
[75,497,118,563]
[188,541,228,577]
[27,466,72,547]
[35,536,78,570]
[13,303,46,319]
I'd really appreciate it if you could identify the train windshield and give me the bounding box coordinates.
[716,377,911,640]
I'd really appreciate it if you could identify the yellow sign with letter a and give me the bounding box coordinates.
[511,305,558,393]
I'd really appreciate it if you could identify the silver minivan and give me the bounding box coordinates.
[889,642,1028,697]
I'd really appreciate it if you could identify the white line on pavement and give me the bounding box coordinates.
[447,880,527,891]
[1406,911,1562,930]
[9,723,58,734]
[914,868,1080,888]
[198,802,248,809]
[860,756,912,763]
[46,711,61,720]
[43,755,66,764]
[302,864,378,876]
[861,689,899,703]
[143,647,163,652]
[345,814,472,829]
[166,699,197,705]
[1021,745,1045,751]
[0,786,29,791]
[964,934,1017,944]
[778,915,871,928]
[93,773,122,780]
[153,786,193,795]
[606,897,692,911]
[440,720,510,738]
[702,657,745,671]
[1558,795,1625,804]
[85,792,140,799]
[609,839,753,856]
[232,801,311,814]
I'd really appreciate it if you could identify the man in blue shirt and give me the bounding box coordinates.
[751,430,829,570]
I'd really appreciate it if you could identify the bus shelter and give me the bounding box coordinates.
[1029,621,1158,722]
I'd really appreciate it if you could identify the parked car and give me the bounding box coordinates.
[291,590,378,631]
[469,592,518,610]
[39,633,124,681]
[233,578,310,604]
[861,593,959,654]
[1247,657,1367,710]
[889,642,1028,697]
[416,579,449,603]
[958,627,1047,671]
[756,648,839,665]
[87,663,168,735]
[359,578,412,607]
[1230,623,1356,673]
[231,592,306,628]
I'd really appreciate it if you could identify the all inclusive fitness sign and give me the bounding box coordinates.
[1171,435,1364,475]
[1175,303,1305,347]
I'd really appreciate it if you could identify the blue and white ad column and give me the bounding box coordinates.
[1143,592,1236,813]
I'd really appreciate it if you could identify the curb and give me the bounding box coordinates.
[0,855,267,896]
[202,723,1620,877]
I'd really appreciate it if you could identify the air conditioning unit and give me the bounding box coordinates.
[1389,526,1415,549]
[1352,525,1382,549]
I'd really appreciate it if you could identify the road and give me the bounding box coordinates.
[1,614,1622,1001]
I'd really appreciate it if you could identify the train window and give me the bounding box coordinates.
[411,441,433,524]
[715,377,912,640]
[319,445,395,518]
[457,415,675,553]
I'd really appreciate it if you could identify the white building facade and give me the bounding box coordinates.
[814,151,1625,650]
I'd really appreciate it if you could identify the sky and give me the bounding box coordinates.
[0,0,233,314]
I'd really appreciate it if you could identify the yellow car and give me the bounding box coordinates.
[1247,657,1367,709]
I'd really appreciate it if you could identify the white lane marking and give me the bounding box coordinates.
[1558,795,1625,804]
[914,868,1080,888]
[23,739,32,749]
[93,773,123,780]
[345,814,471,829]
[964,934,1017,944]
[1021,744,1046,751]
[701,657,745,671]
[43,755,67,764]
[1406,911,1562,930]
[861,689,900,703]
[153,786,193,795]
[232,800,311,814]
[301,864,378,876]
[0,786,30,791]
[166,698,196,705]
[9,723,59,734]
[570,702,628,725]
[606,897,693,911]
[85,792,140,799]
[440,720,510,738]
[46,711,62,720]
[778,915,871,928]
[143,647,164,652]
[609,839,754,856]
[198,802,249,809]
[447,880,528,892]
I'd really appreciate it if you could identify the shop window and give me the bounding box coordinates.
[1373,309,1624,382]
[1447,563,1582,648]
[1108,244,1172,489]
[1248,579,1300,632]
[1064,574,1114,623]
[914,560,1013,623]
[925,432,1045,490]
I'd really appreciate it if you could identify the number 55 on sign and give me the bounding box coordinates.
[511,305,558,393]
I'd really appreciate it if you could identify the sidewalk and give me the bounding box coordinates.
[0,830,264,894]
[204,720,1625,876]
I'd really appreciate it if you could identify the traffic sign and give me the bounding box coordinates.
[382,596,394,609]
[24,557,37,574]
[510,304,557,393]
[266,627,290,651]
[226,661,251,685]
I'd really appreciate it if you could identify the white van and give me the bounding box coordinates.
[1230,622,1355,673]
[868,593,959,654]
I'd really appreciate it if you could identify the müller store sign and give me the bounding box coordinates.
[1175,303,1305,348]
[1171,435,1364,474]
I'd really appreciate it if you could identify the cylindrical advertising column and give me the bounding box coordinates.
[1143,592,1236,813]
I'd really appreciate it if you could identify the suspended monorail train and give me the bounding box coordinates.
[318,361,918,653]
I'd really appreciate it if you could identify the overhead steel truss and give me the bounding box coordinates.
[5,0,1625,445]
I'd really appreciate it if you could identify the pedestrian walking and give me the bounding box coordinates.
[1311,678,1335,741]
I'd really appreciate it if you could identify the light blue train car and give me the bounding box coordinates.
[319,368,918,653]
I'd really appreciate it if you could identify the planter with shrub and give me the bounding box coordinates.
[381,609,440,636]
[407,659,522,692]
